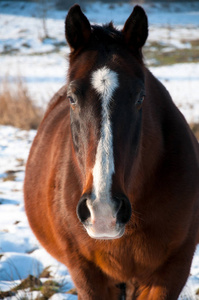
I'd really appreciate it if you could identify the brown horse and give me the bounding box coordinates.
[24,5,199,300]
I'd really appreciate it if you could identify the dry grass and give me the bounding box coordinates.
[0,274,62,299]
[2,170,17,182]
[0,77,43,130]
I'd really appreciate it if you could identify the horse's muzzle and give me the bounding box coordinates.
[76,194,132,240]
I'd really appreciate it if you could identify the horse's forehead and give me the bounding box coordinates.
[69,51,98,80]
[91,67,119,100]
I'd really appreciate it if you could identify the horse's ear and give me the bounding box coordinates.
[65,4,91,52]
[122,5,148,54]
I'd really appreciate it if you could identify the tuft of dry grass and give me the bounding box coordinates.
[0,77,43,130]
[39,267,52,279]
[13,275,42,291]
[66,287,78,295]
[2,170,17,182]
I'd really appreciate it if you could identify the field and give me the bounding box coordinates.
[0,1,199,299]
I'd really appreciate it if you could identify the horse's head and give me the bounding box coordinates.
[65,5,148,239]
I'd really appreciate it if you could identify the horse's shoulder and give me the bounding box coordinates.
[39,85,69,129]
[47,85,68,110]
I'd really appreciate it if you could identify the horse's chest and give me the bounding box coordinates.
[93,248,134,281]
[80,233,167,282]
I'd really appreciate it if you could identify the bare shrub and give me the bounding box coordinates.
[0,77,43,130]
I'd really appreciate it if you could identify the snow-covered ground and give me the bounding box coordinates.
[0,1,199,299]
[0,127,76,297]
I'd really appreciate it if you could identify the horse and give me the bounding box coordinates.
[24,4,199,300]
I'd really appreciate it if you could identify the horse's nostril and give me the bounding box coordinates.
[76,197,91,223]
[115,196,132,225]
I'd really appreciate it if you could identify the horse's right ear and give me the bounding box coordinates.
[65,4,91,52]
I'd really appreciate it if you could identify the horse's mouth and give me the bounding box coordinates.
[83,222,125,240]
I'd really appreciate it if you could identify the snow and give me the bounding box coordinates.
[0,0,199,299]
[0,253,43,281]
[150,63,199,122]
[0,126,75,297]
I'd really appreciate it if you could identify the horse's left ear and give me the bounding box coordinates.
[65,4,91,52]
[122,5,148,53]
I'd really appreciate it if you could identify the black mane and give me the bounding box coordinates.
[91,23,123,43]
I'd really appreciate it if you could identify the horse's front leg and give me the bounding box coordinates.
[66,255,120,300]
[137,241,196,300]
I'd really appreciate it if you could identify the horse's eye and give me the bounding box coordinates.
[140,95,145,102]
[135,94,145,110]
[67,96,76,105]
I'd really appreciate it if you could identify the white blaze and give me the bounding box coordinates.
[91,67,118,203]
